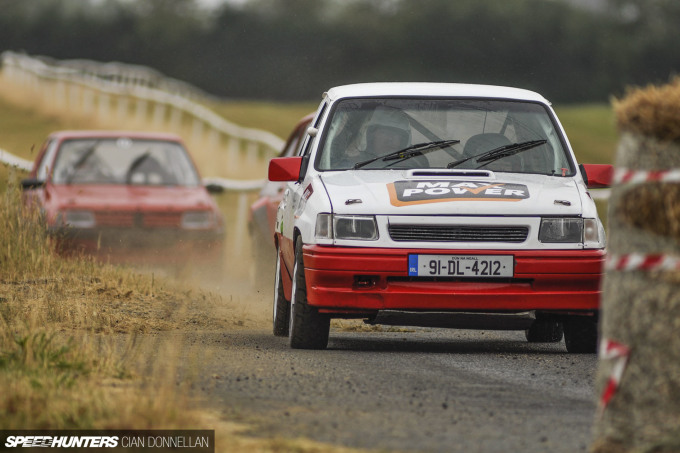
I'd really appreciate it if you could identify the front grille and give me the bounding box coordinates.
[388,224,529,243]
[94,211,182,228]
[95,211,134,227]
[143,212,182,228]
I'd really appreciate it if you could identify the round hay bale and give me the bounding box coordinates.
[593,80,680,453]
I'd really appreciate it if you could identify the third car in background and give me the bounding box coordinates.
[248,114,314,279]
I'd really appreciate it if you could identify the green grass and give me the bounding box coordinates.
[0,96,94,160]
[555,104,618,164]
[208,99,317,139]
[553,104,616,225]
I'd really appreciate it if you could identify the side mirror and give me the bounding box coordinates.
[21,178,45,190]
[580,164,613,189]
[205,183,225,194]
[269,156,302,182]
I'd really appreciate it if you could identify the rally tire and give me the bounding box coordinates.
[563,316,598,353]
[289,237,330,350]
[273,245,290,336]
[525,320,564,343]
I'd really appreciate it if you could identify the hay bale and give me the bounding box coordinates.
[614,77,680,143]
[593,79,680,453]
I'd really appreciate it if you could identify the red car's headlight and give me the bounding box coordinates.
[64,210,96,228]
[181,211,216,230]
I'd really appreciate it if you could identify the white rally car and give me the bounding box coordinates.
[269,83,612,352]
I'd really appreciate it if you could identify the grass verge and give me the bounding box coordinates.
[555,103,617,164]
[0,173,234,429]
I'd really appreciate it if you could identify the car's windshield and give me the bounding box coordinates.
[316,98,574,175]
[50,138,201,186]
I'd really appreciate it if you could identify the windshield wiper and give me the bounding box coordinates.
[447,139,547,169]
[353,139,460,169]
[127,152,151,174]
[65,141,99,183]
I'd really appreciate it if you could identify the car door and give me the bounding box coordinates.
[279,102,328,274]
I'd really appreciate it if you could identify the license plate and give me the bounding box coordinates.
[408,254,514,277]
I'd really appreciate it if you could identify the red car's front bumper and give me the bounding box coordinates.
[50,227,224,266]
[300,245,604,314]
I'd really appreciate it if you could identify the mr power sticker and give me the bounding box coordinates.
[387,180,529,206]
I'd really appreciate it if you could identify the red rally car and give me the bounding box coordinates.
[21,130,225,267]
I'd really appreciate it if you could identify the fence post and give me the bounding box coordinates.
[152,101,166,129]
[117,96,129,123]
[169,106,182,133]
[69,83,80,113]
[82,87,95,118]
[191,117,204,146]
[245,141,258,170]
[135,98,148,125]
[98,93,111,123]
[232,192,249,257]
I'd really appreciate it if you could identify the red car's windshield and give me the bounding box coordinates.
[50,138,201,186]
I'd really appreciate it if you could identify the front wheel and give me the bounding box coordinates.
[272,244,290,337]
[289,237,330,349]
[563,316,598,353]
[525,319,563,343]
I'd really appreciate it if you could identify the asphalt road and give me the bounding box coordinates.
[182,324,599,453]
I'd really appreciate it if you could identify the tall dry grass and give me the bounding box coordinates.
[0,171,233,429]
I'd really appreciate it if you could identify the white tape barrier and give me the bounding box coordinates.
[0,148,264,191]
[605,253,680,272]
[0,148,33,172]
[614,168,680,185]
[597,338,630,417]
[202,176,264,191]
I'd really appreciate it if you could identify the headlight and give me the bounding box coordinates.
[315,213,332,239]
[315,214,378,240]
[583,218,605,248]
[64,210,95,228]
[334,215,378,240]
[181,211,215,229]
[538,218,583,243]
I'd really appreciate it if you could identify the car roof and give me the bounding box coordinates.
[47,130,184,142]
[324,82,550,105]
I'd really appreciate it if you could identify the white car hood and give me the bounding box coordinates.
[319,170,583,217]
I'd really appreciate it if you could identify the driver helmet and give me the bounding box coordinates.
[365,106,411,150]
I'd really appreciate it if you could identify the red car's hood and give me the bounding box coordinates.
[48,184,216,212]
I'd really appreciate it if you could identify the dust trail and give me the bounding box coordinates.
[169,188,276,329]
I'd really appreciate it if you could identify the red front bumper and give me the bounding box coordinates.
[51,227,224,266]
[301,245,604,313]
